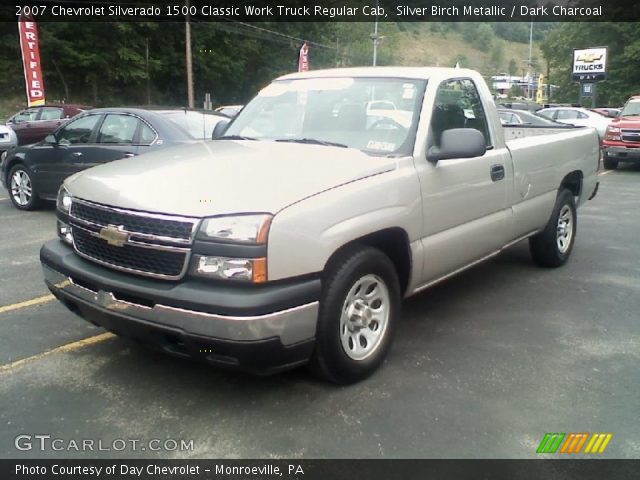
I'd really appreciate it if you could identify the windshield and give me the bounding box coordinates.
[621,100,640,117]
[162,111,226,139]
[225,77,427,155]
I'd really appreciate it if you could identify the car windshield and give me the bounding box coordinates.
[621,100,640,117]
[162,111,227,139]
[224,77,427,155]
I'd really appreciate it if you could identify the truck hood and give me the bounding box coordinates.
[66,140,396,217]
[611,117,640,127]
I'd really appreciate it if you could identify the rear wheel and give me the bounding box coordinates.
[529,189,576,268]
[310,246,401,384]
[8,164,41,211]
[603,156,618,170]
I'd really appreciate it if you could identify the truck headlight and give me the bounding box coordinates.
[606,126,620,134]
[191,255,267,283]
[56,186,73,213]
[198,214,272,244]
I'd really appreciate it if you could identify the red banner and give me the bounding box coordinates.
[18,18,46,107]
[298,42,309,72]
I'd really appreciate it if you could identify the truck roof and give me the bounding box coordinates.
[278,66,478,81]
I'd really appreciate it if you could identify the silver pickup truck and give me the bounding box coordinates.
[40,67,599,384]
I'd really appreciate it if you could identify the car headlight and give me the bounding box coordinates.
[191,255,267,283]
[198,214,272,244]
[606,126,620,134]
[56,186,73,213]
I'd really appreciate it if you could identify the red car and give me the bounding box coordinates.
[7,104,91,145]
[602,96,640,169]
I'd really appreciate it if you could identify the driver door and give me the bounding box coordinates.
[415,78,511,284]
[34,113,103,196]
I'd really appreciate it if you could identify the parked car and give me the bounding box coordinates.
[7,104,90,145]
[498,108,568,127]
[601,95,640,169]
[41,67,599,384]
[591,107,621,119]
[214,105,243,118]
[1,108,227,210]
[0,124,18,157]
[536,106,611,139]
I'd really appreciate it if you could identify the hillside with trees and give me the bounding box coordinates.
[1,20,638,116]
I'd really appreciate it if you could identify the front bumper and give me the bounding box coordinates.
[603,145,640,162]
[41,240,320,373]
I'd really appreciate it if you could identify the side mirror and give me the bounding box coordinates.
[44,134,58,145]
[427,128,487,163]
[212,119,230,139]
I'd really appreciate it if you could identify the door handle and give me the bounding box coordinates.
[123,152,135,158]
[490,164,505,182]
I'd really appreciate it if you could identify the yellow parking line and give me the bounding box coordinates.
[0,332,115,374]
[0,197,8,201]
[0,294,55,314]
[598,170,614,176]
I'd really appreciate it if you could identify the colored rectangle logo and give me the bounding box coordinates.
[537,433,612,454]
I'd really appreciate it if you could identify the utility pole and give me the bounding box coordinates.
[185,0,194,108]
[371,0,381,66]
[145,38,151,105]
[527,21,533,100]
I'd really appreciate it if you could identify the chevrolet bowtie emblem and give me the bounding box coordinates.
[577,53,603,63]
[98,225,129,247]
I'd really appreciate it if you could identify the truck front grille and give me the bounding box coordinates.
[68,199,198,280]
[621,129,640,143]
[71,201,196,241]
[73,228,188,278]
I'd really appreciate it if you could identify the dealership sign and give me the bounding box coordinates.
[572,47,607,82]
[18,18,46,107]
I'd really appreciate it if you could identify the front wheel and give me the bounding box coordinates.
[310,246,401,384]
[529,188,576,268]
[8,164,41,211]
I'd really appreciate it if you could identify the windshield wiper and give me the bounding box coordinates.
[275,137,348,148]
[622,113,640,117]
[217,135,258,140]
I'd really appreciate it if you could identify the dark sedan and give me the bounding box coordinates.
[1,108,227,210]
[7,104,90,145]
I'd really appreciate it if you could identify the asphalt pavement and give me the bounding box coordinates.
[0,166,639,459]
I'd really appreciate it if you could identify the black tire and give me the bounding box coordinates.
[7,163,41,211]
[310,246,401,384]
[603,156,618,170]
[529,189,577,268]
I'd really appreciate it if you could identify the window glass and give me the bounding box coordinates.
[40,107,64,120]
[13,109,39,123]
[97,114,139,144]
[138,122,157,144]
[621,100,640,117]
[225,77,426,155]
[577,111,589,119]
[556,110,579,120]
[431,78,491,147]
[163,111,226,140]
[57,115,101,145]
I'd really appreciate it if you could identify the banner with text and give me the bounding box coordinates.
[18,17,46,107]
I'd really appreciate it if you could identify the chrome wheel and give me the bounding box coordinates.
[10,169,33,207]
[340,274,390,361]
[556,204,574,254]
